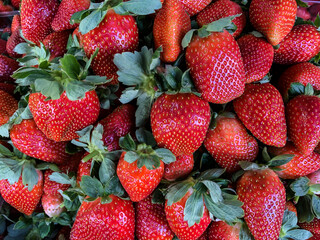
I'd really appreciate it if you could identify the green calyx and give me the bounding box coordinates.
[288,83,320,101]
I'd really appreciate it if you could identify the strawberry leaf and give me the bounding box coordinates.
[99,158,116,185]
[296,195,313,223]
[267,154,294,167]
[184,190,204,226]
[0,158,23,184]
[136,92,153,127]
[240,222,254,240]
[65,81,95,101]
[154,148,175,164]
[201,181,223,203]
[49,172,74,185]
[79,9,107,35]
[113,0,162,15]
[38,222,50,239]
[34,79,63,100]
[119,88,140,104]
[295,0,309,8]
[288,82,305,98]
[166,182,194,206]
[119,134,136,151]
[312,194,320,218]
[283,230,313,240]
[60,54,81,80]
[103,175,125,197]
[22,162,39,191]
[80,176,105,198]
[198,169,225,181]
[135,128,157,147]
[0,144,13,157]
[290,177,310,196]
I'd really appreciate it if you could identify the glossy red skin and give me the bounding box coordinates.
[0,90,17,126]
[233,83,287,147]
[0,169,43,216]
[165,189,211,240]
[269,142,320,179]
[274,24,320,64]
[249,0,297,46]
[70,196,135,240]
[0,55,19,82]
[51,0,90,31]
[197,0,246,38]
[153,0,191,62]
[11,15,20,33]
[163,154,194,181]
[186,30,245,104]
[286,95,320,155]
[208,221,240,240]
[76,154,92,185]
[20,0,59,45]
[117,151,164,202]
[135,195,174,240]
[6,28,25,58]
[29,91,100,142]
[237,169,286,240]
[10,119,71,164]
[237,34,274,83]
[82,9,138,85]
[151,93,211,156]
[43,30,72,60]
[299,218,320,235]
[179,0,211,16]
[204,115,258,173]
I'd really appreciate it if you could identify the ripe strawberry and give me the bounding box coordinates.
[11,0,20,9]
[0,0,13,11]
[153,0,191,62]
[20,0,59,45]
[208,221,240,240]
[163,154,194,181]
[179,0,211,16]
[286,201,297,216]
[82,9,138,85]
[76,154,92,184]
[0,90,18,126]
[43,30,72,60]
[0,39,7,55]
[297,7,311,20]
[198,230,209,240]
[237,168,286,240]
[233,83,287,147]
[268,142,320,179]
[249,0,297,46]
[237,34,274,83]
[185,30,245,104]
[151,93,211,156]
[72,27,83,47]
[0,55,19,82]
[70,196,135,240]
[11,15,21,33]
[196,0,246,38]
[274,24,320,64]
[28,91,100,142]
[286,95,320,155]
[299,218,320,236]
[0,169,43,216]
[6,28,25,58]
[204,114,259,173]
[0,83,16,95]
[51,0,90,32]
[136,195,174,240]
[10,119,71,164]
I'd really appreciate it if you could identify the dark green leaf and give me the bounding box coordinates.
[65,81,94,100]
[119,134,136,151]
[166,181,193,206]
[268,154,294,167]
[0,144,13,157]
[35,79,63,100]
[49,172,72,185]
[182,29,197,49]
[136,93,153,127]
[38,222,50,239]
[114,0,162,15]
[290,177,310,197]
[201,181,222,203]
[36,162,60,172]
[70,9,94,24]
[100,195,112,204]
[137,154,161,170]
[289,82,305,97]
[22,162,39,191]
[198,169,225,181]
[119,88,139,104]
[135,128,157,147]
[285,229,313,240]
[99,158,116,185]
[295,0,309,8]
[262,147,271,162]
[184,190,204,226]
[240,222,254,240]
[281,210,298,233]
[80,176,104,198]
[296,195,313,223]
[79,9,107,34]
[312,194,320,218]
[60,54,81,80]
[155,148,175,164]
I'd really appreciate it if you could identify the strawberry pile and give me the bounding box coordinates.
[0,0,320,239]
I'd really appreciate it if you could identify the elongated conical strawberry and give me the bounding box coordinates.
[179,0,211,16]
[0,90,18,126]
[11,14,20,33]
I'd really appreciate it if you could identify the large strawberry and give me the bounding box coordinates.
[0,55,19,82]
[208,221,241,240]
[0,90,18,126]
[179,0,211,16]
[163,154,194,181]
[233,83,287,147]
[43,30,73,60]
[153,0,191,62]
[299,218,320,237]
[249,0,297,46]
[151,93,210,156]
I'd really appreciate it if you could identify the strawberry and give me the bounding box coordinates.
[0,169,43,216]
[196,0,246,38]
[0,90,18,126]
[185,29,245,104]
[208,221,240,240]
[0,83,16,96]
[285,201,297,216]
[237,34,274,83]
[204,114,259,173]
[153,0,191,62]
[20,0,59,45]
[178,0,211,16]
[135,195,174,240]
[249,0,297,46]
[237,168,286,240]
[163,154,194,181]
[11,0,20,9]
[6,29,25,58]
[11,15,21,33]
[198,230,209,240]
[233,83,287,147]
[51,0,90,32]
[150,93,211,156]
[274,24,320,64]
[0,55,19,82]
[277,62,320,100]
[299,218,320,236]
[286,94,320,155]
[308,169,320,194]
[10,119,71,164]
[0,39,7,55]
[70,196,135,240]
[76,154,92,184]
[0,0,13,11]
[43,30,72,60]
[297,7,311,20]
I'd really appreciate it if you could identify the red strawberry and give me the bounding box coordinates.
[82,9,138,85]
[72,27,83,47]
[198,230,209,240]
[237,168,286,240]
[233,83,287,147]
[51,0,90,32]
[11,15,21,33]
[0,55,19,82]
[208,221,240,240]
[285,201,297,216]
[136,195,174,240]
[278,62,320,100]
[237,34,274,83]
[185,30,245,104]
[178,0,211,16]
[204,114,259,173]
[286,95,320,155]
[268,142,320,179]
[299,218,320,236]
[6,28,25,58]
[0,0,13,11]
[163,154,194,181]
[249,0,297,46]
[76,154,92,184]
[70,196,135,240]
[151,93,211,156]
[11,0,20,9]
[10,119,71,164]
[196,0,246,38]
[43,30,72,60]
[153,0,191,62]
[0,39,7,55]
[297,7,311,20]
[0,90,18,126]
[0,169,43,216]
[28,91,100,142]
[0,83,16,96]
[274,24,320,64]
[20,0,59,45]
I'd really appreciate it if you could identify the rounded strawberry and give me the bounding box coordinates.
[0,55,19,82]
[179,0,211,16]
[43,30,73,60]
[208,221,240,240]
[163,154,194,181]
[0,90,18,126]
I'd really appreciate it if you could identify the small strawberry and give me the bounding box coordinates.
[237,34,274,83]
[299,218,320,236]
[0,55,19,82]
[249,0,297,46]
[208,221,241,240]
[163,154,194,181]
[196,0,246,38]
[11,15,21,33]
[11,0,20,9]
[136,195,174,240]
[0,83,16,95]
[6,28,25,58]
[0,90,18,126]
[76,155,93,184]
[274,24,320,64]
[178,0,211,16]
[0,0,13,11]
[233,83,287,147]
[43,30,72,60]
